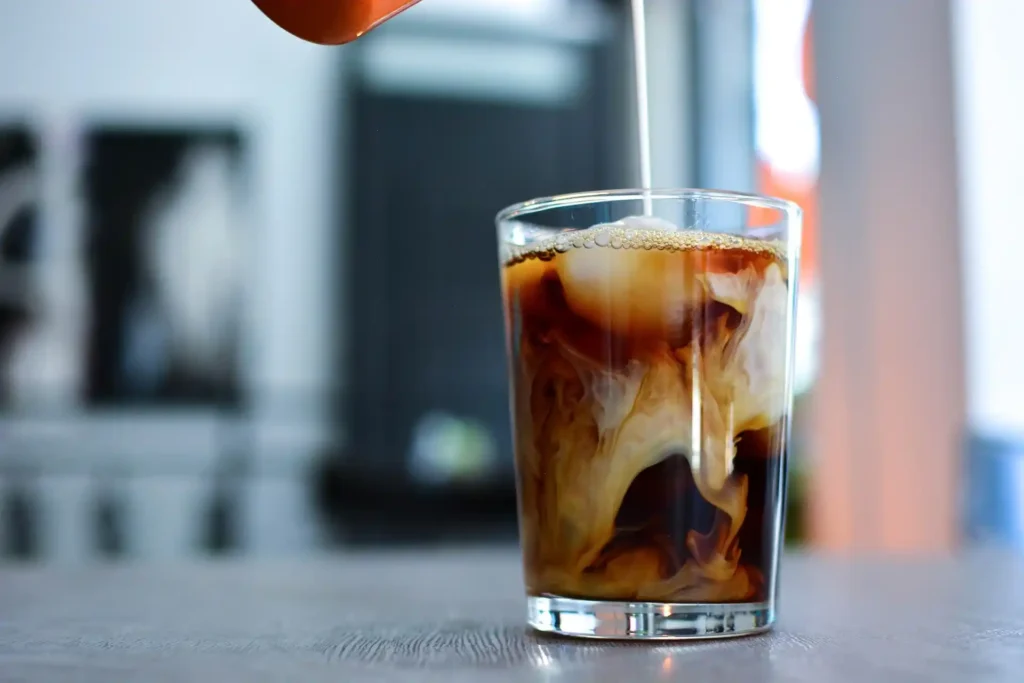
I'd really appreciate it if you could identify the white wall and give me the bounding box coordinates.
[0,0,341,456]
[952,0,1024,440]
[0,0,343,557]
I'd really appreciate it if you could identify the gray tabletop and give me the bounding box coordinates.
[1,549,1023,682]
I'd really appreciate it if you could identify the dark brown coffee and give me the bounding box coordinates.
[502,222,790,603]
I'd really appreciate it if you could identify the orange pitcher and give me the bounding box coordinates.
[253,0,423,45]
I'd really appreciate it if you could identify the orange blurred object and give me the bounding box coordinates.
[252,0,422,44]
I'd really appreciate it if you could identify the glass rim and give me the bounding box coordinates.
[495,187,802,225]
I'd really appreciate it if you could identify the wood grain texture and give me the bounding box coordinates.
[2,551,1024,681]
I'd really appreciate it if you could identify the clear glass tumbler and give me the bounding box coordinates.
[496,189,801,639]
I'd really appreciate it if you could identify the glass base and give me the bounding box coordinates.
[527,595,774,640]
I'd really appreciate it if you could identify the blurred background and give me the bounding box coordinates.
[0,0,1015,562]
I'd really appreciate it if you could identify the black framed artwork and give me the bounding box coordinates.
[0,126,40,407]
[80,127,248,407]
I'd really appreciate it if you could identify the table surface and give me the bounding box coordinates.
[1,549,1023,682]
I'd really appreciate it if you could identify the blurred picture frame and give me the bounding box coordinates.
[80,126,248,408]
[0,123,40,408]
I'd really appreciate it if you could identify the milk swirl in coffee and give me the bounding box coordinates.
[501,216,789,602]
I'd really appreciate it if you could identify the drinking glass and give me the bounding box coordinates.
[496,189,801,639]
